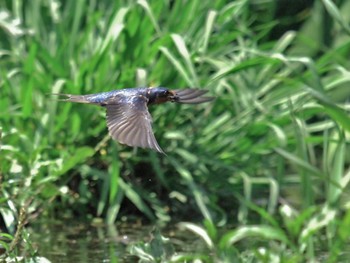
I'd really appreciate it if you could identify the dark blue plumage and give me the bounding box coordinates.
[53,87,214,153]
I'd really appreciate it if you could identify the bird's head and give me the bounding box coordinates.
[147,87,179,104]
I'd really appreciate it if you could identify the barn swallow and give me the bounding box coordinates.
[53,87,214,153]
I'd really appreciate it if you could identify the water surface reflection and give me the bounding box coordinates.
[30,220,150,262]
[29,220,205,262]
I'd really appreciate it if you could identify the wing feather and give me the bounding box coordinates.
[173,89,214,104]
[105,95,164,153]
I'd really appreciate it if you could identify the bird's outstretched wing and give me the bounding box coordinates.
[105,95,164,153]
[173,89,214,104]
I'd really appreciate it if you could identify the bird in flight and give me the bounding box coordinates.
[53,87,214,153]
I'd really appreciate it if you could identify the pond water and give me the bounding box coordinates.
[29,220,205,262]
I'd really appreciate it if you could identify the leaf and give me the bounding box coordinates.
[56,147,94,176]
[322,0,350,35]
[178,222,214,248]
[219,225,292,249]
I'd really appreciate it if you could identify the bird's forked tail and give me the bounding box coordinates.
[51,93,91,104]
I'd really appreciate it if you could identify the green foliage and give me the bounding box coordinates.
[1,0,350,261]
[128,228,177,263]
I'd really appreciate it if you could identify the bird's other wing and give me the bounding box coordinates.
[105,95,164,153]
[173,89,214,104]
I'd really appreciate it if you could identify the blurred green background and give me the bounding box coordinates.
[1,0,350,261]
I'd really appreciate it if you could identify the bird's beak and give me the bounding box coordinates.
[169,91,179,102]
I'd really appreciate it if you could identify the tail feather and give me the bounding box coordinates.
[51,93,90,103]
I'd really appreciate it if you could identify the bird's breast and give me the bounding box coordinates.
[152,97,169,104]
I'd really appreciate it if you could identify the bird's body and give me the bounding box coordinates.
[54,87,214,153]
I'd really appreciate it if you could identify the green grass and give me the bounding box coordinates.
[1,0,350,261]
